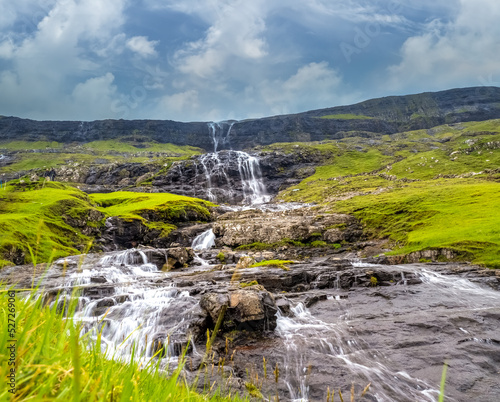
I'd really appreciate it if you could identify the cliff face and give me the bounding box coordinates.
[1,86,499,151]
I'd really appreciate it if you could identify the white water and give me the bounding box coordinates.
[200,122,271,205]
[61,250,201,365]
[275,264,500,401]
[191,229,215,251]
[191,229,215,266]
[276,302,440,402]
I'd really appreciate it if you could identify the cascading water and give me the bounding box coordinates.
[191,229,215,250]
[58,249,203,365]
[197,122,270,205]
[191,229,215,266]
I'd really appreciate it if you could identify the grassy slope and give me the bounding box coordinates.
[91,191,214,237]
[276,119,500,267]
[0,139,202,173]
[0,289,246,401]
[0,183,214,268]
[0,181,99,267]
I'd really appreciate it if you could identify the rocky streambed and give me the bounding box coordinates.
[2,243,500,401]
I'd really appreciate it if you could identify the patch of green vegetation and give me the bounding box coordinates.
[310,240,327,247]
[83,140,202,155]
[370,276,378,286]
[0,182,216,267]
[250,260,294,270]
[0,181,100,267]
[335,179,500,268]
[244,382,263,399]
[240,280,259,288]
[319,114,374,120]
[0,140,64,150]
[236,238,305,251]
[90,191,214,224]
[0,288,247,401]
[217,251,226,263]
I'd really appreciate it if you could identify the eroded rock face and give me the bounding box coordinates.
[213,208,363,247]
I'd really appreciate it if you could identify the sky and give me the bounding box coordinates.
[0,0,499,122]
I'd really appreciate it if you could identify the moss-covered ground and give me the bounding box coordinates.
[0,139,202,174]
[0,182,214,268]
[276,119,500,267]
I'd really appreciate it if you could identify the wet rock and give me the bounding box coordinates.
[166,247,195,269]
[138,247,168,269]
[200,287,278,332]
[275,298,292,316]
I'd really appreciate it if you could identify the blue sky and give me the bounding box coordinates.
[0,0,499,122]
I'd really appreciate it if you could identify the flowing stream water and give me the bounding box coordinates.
[20,252,497,402]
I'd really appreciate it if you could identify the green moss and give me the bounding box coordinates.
[250,260,294,270]
[90,191,214,223]
[240,280,259,288]
[0,183,216,267]
[217,251,226,263]
[244,382,263,399]
[0,182,98,266]
[370,276,378,287]
[310,240,327,247]
[335,179,500,268]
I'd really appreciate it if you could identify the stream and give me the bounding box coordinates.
[4,248,498,401]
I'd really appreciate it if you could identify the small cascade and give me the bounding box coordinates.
[276,302,440,401]
[208,121,234,152]
[191,229,215,250]
[189,122,270,204]
[235,151,270,204]
[52,249,203,366]
[191,229,215,266]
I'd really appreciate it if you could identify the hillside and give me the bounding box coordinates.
[1,87,499,152]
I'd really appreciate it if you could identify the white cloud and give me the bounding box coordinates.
[173,0,268,78]
[0,0,128,119]
[71,73,118,119]
[257,62,344,115]
[387,0,500,90]
[153,90,200,120]
[126,36,159,58]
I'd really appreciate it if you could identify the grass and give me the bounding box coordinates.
[0,181,100,266]
[273,120,500,267]
[0,139,202,174]
[335,179,500,267]
[90,191,214,231]
[0,182,215,268]
[0,286,247,401]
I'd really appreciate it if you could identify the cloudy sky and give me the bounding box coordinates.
[0,0,499,122]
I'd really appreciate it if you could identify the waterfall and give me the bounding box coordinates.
[195,122,271,205]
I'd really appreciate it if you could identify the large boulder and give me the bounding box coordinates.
[213,208,362,247]
[166,247,195,269]
[200,286,278,332]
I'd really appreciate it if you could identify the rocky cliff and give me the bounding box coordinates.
[1,87,499,151]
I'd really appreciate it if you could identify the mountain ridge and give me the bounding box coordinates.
[1,86,500,151]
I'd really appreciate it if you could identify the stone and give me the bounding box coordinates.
[236,256,256,269]
[200,287,278,332]
[166,247,194,269]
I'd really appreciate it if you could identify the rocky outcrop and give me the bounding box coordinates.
[2,87,500,151]
[213,208,363,247]
[200,286,278,332]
